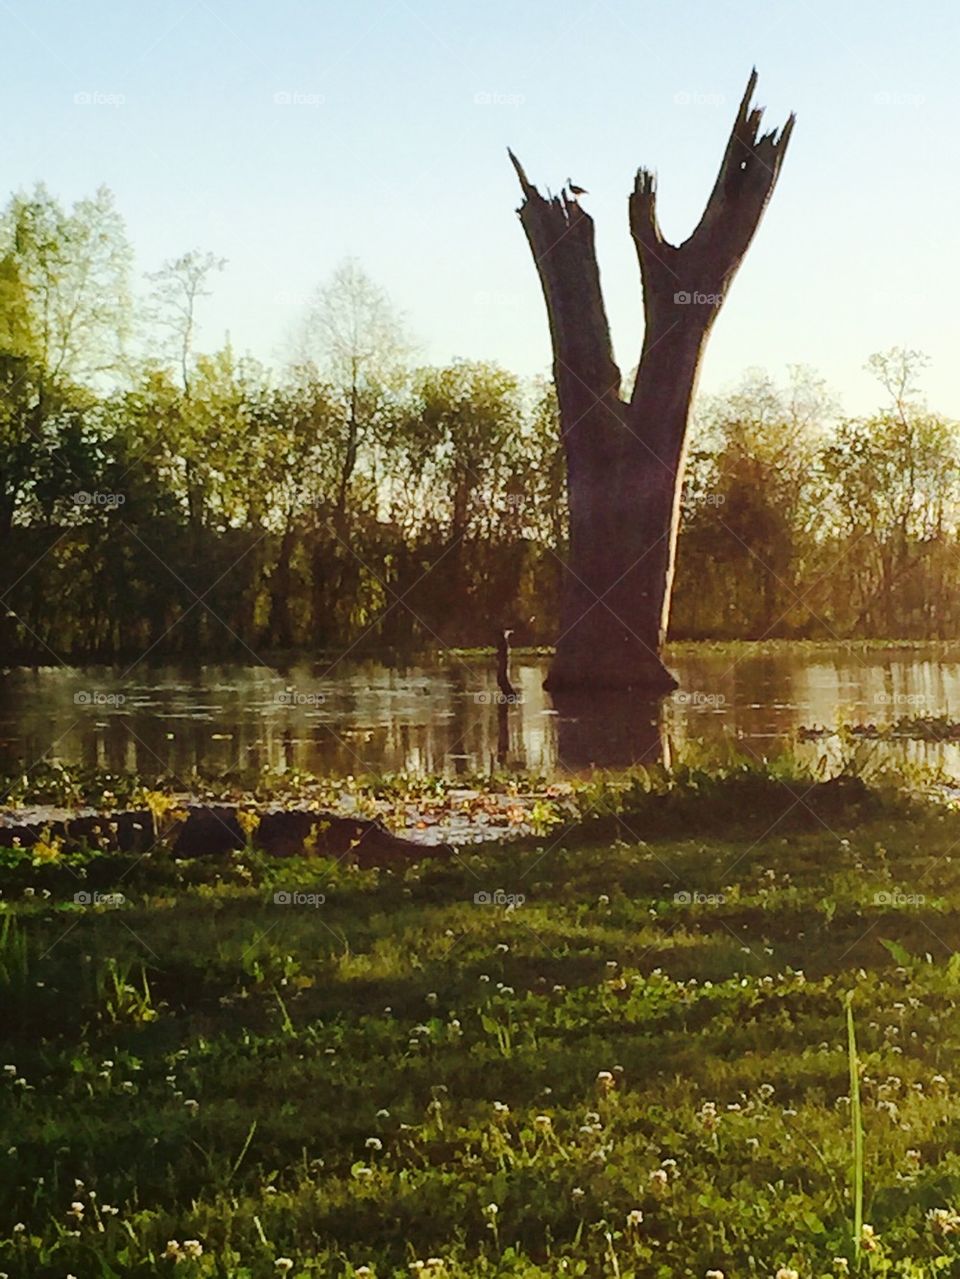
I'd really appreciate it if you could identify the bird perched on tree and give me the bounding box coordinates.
[566,177,588,197]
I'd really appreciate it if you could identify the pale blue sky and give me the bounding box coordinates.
[1,0,954,413]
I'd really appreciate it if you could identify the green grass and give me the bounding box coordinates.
[4,778,960,1276]
[664,637,960,658]
[447,639,960,660]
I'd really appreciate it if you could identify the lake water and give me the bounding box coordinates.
[3,647,960,784]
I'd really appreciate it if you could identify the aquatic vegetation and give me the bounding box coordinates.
[801,713,960,743]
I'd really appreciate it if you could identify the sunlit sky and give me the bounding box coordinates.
[2,0,955,414]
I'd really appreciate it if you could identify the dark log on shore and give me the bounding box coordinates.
[0,804,454,867]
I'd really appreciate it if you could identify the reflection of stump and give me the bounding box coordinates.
[549,691,667,771]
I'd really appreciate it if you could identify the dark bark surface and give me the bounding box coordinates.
[510,71,794,691]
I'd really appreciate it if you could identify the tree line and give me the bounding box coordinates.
[0,182,956,663]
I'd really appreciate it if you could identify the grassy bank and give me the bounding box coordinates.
[3,774,960,1276]
[664,638,960,659]
[443,639,960,660]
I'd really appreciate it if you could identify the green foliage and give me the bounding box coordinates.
[673,353,960,642]
[2,180,956,659]
[0,916,29,998]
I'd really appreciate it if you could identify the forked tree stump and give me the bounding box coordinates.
[510,70,794,692]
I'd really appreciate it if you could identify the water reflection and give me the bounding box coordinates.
[549,691,667,771]
[2,649,960,779]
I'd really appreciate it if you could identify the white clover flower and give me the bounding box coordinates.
[365,1137,382,1151]
[183,1240,203,1259]
[928,1207,960,1234]
[275,1261,294,1275]
[626,1209,644,1227]
[775,1269,799,1279]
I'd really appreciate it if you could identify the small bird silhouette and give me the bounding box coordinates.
[566,177,588,197]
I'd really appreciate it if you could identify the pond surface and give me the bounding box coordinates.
[2,647,960,783]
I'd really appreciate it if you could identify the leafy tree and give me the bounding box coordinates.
[297,258,410,530]
[146,249,226,392]
[675,367,833,637]
[818,350,959,635]
[1,183,132,382]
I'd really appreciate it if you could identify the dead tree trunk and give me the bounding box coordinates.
[510,71,794,692]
